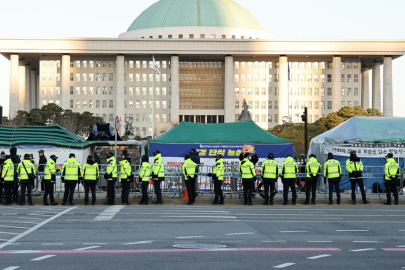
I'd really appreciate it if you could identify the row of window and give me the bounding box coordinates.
[96,112,168,123]
[61,86,171,96]
[235,100,359,110]
[234,87,359,97]
[125,100,170,109]
[234,74,358,84]
[65,99,171,109]
[42,59,170,69]
[234,61,359,70]
[148,34,249,40]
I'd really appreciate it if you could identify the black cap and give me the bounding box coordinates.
[141,155,148,162]
[123,150,128,156]
[184,154,190,159]
[350,150,356,154]
[216,154,222,159]
[154,150,161,155]
[310,154,316,158]
[108,152,114,157]
[0,151,5,157]
[69,153,75,158]
[50,155,58,159]
[328,152,334,159]
[244,152,250,158]
[87,155,94,159]
[124,152,131,157]
[386,153,393,158]
[268,153,274,159]
[24,154,30,159]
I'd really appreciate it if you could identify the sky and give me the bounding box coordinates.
[0,0,404,117]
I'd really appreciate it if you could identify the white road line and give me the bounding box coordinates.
[350,248,376,252]
[262,241,286,242]
[93,205,125,221]
[161,216,237,219]
[353,241,379,243]
[0,207,76,250]
[11,250,41,254]
[123,241,153,245]
[399,230,405,232]
[174,242,196,244]
[397,245,405,247]
[273,263,296,268]
[308,241,333,243]
[17,217,43,220]
[0,232,19,235]
[31,255,56,261]
[42,243,63,246]
[74,246,101,250]
[2,214,17,216]
[175,236,205,239]
[0,221,38,224]
[307,254,331,260]
[336,230,369,232]
[3,267,20,270]
[279,231,308,233]
[83,243,107,245]
[226,232,255,235]
[0,225,29,229]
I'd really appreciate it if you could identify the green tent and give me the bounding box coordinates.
[149,120,292,144]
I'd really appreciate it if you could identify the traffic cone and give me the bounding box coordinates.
[149,177,154,186]
[182,188,189,200]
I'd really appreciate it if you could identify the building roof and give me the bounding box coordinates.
[127,0,265,32]
[149,120,292,144]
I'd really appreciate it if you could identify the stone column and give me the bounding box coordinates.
[18,60,26,112]
[171,55,180,121]
[383,56,393,117]
[224,56,234,123]
[332,56,342,111]
[25,64,31,111]
[115,55,125,121]
[372,61,381,111]
[61,55,71,109]
[9,54,19,118]
[278,56,288,123]
[30,68,37,109]
[361,67,370,109]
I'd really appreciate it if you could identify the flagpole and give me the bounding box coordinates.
[152,55,155,139]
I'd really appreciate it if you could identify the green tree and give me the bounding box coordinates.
[325,112,344,130]
[366,108,383,116]
[313,117,327,128]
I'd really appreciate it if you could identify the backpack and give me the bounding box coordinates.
[372,182,382,193]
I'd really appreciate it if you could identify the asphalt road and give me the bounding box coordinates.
[0,204,404,270]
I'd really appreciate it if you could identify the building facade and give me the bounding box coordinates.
[1,0,404,136]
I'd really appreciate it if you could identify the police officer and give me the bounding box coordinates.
[61,153,82,206]
[304,154,321,205]
[139,155,151,205]
[17,154,36,206]
[182,154,198,205]
[104,152,117,205]
[82,155,99,205]
[384,153,399,205]
[281,155,298,205]
[261,153,279,205]
[120,152,132,205]
[347,151,369,205]
[210,154,224,205]
[152,150,164,205]
[1,155,14,205]
[43,155,59,206]
[38,150,47,192]
[0,152,5,204]
[324,153,342,205]
[240,152,255,205]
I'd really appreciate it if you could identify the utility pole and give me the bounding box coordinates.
[301,107,308,157]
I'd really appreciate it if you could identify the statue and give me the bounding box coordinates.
[124,116,134,136]
[237,99,252,122]
[154,118,179,137]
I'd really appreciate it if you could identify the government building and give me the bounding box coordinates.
[0,0,404,136]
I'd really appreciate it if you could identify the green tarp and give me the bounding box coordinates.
[149,120,292,144]
[0,124,99,148]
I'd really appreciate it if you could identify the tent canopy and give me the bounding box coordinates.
[149,120,292,144]
[311,117,405,145]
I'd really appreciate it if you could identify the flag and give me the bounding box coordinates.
[153,56,161,78]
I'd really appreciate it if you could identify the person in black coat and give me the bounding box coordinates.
[239,151,259,165]
[0,152,5,204]
[38,150,47,191]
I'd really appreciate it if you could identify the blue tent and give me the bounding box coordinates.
[309,117,405,190]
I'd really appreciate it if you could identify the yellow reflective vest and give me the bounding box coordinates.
[44,159,56,182]
[213,158,224,181]
[139,161,152,182]
[261,159,279,179]
[306,157,321,178]
[324,159,342,179]
[281,156,298,179]
[82,162,99,181]
[62,157,82,182]
[119,160,131,180]
[239,158,255,180]
[182,158,197,180]
[2,159,15,183]
[384,158,399,181]
[106,156,118,178]
[17,160,36,182]
[152,154,165,178]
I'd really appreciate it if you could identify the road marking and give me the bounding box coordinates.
[31,255,56,261]
[74,246,101,250]
[161,216,237,219]
[226,232,255,235]
[0,232,19,235]
[3,267,20,270]
[0,221,38,224]
[93,205,125,221]
[308,241,332,243]
[0,207,76,250]
[0,225,29,229]
[17,217,43,220]
[383,248,405,251]
[353,241,379,243]
[262,241,287,243]
[123,241,153,245]
[273,263,295,268]
[174,242,196,244]
[350,248,376,252]
[336,230,369,232]
[175,236,205,239]
[279,231,308,233]
[2,214,17,216]
[307,254,331,259]
[83,243,107,245]
[399,230,405,232]
[42,243,63,246]
[208,248,237,251]
[397,245,405,247]
[11,250,41,254]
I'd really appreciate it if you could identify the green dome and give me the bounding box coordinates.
[127,0,265,32]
